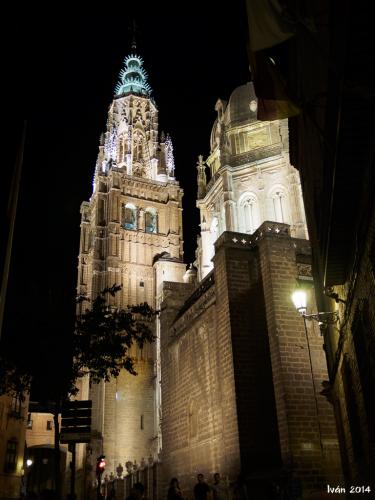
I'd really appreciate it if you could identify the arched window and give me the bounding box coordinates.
[145,208,157,233]
[270,188,288,223]
[210,216,219,237]
[122,203,137,230]
[240,194,259,234]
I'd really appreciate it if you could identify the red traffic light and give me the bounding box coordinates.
[96,455,106,476]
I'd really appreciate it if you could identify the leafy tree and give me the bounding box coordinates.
[0,356,32,399]
[1,284,156,398]
[1,284,156,499]
[72,284,156,390]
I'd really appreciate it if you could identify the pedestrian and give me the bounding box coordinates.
[168,477,183,500]
[194,474,211,500]
[126,482,145,500]
[211,473,228,500]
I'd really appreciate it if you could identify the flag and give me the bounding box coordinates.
[249,48,300,121]
[247,0,295,51]
[246,0,300,120]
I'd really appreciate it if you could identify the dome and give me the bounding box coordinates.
[226,82,258,125]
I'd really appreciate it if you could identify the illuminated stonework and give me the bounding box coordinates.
[196,82,308,279]
[115,54,152,97]
[77,52,186,479]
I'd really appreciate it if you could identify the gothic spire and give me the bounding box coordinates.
[114,52,152,97]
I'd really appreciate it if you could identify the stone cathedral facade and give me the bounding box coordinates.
[77,54,342,498]
[76,53,186,484]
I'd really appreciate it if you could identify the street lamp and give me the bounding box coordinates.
[291,288,325,454]
[291,290,339,326]
[26,459,33,467]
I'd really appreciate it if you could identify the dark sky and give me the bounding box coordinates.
[2,4,250,397]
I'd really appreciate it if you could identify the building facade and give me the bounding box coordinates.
[159,84,342,498]
[0,394,28,499]
[76,51,343,498]
[272,1,375,487]
[76,52,186,491]
[195,83,307,280]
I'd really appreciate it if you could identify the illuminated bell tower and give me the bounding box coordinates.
[77,51,186,475]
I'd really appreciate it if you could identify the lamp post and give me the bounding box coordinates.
[24,458,33,496]
[291,290,339,328]
[291,290,324,454]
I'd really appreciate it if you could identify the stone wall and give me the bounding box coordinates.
[160,277,240,496]
[160,222,342,499]
[327,206,375,485]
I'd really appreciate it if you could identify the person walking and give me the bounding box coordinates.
[194,474,211,500]
[168,478,183,500]
[211,473,228,500]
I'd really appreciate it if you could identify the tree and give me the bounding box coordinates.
[0,356,32,400]
[1,284,156,499]
[72,284,155,391]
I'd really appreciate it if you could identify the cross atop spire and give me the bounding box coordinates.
[131,19,138,51]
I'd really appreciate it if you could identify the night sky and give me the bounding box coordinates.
[2,4,250,397]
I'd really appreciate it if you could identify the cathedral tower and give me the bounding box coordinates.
[77,52,186,477]
[195,82,308,280]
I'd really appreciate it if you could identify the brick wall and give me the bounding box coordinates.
[213,240,282,473]
[160,279,240,496]
[160,223,341,499]
[256,225,341,492]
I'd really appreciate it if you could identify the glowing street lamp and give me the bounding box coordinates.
[26,459,33,467]
[291,288,338,325]
[291,290,307,315]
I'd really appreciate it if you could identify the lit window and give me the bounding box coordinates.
[145,208,157,233]
[122,203,137,230]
